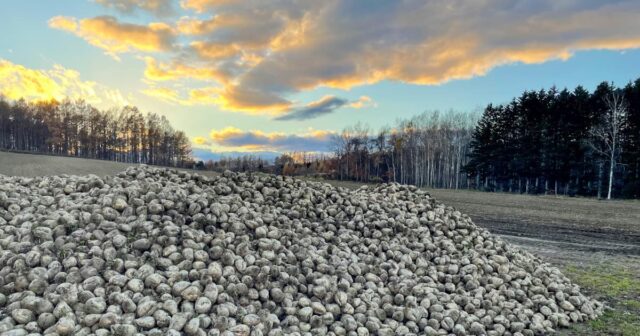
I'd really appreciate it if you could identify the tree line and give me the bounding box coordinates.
[266,80,640,199]
[329,111,477,188]
[0,97,193,167]
[194,152,336,177]
[465,80,640,199]
[265,110,478,189]
[196,155,271,173]
[5,77,640,199]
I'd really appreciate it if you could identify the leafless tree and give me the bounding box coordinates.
[324,110,477,187]
[0,96,193,167]
[588,91,627,199]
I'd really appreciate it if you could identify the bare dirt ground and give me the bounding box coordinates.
[423,188,640,261]
[2,153,639,335]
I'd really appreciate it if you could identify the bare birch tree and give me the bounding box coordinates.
[589,91,627,200]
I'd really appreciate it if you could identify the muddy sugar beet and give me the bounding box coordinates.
[0,167,603,335]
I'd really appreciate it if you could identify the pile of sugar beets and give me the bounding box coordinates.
[0,166,603,336]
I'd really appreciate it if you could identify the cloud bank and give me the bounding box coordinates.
[51,1,640,113]
[207,127,334,152]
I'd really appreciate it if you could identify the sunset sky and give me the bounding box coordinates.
[2,0,640,159]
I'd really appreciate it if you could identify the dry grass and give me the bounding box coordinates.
[562,265,640,336]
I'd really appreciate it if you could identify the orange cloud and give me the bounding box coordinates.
[268,15,312,51]
[178,9,291,49]
[169,1,640,113]
[209,126,246,142]
[215,86,291,113]
[192,136,211,146]
[208,126,335,152]
[177,16,218,35]
[190,41,240,60]
[188,87,219,104]
[52,1,640,116]
[48,16,78,31]
[48,16,175,58]
[143,57,228,82]
[178,13,285,51]
[141,87,181,103]
[349,96,375,109]
[142,85,218,106]
[0,58,128,107]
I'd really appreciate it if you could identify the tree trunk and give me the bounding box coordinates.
[607,158,614,200]
[597,162,603,199]
[545,179,549,195]
[518,179,522,194]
